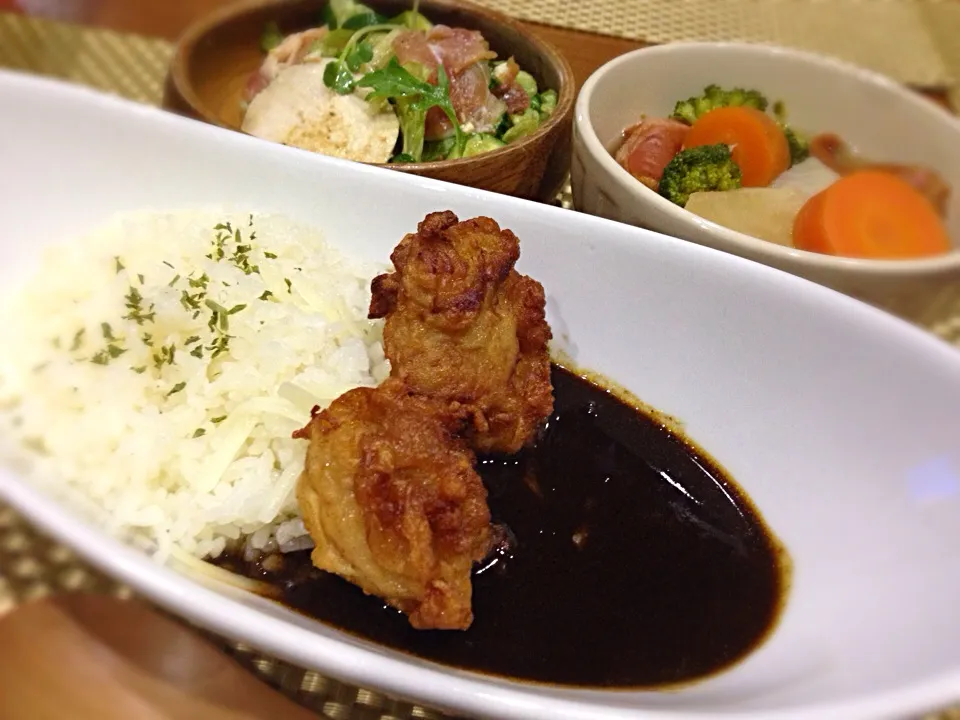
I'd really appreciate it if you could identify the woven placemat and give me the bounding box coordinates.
[474,0,958,90]
[481,0,954,87]
[1,10,959,720]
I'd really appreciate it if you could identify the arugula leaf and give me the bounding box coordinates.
[260,21,283,52]
[324,60,356,94]
[357,59,464,158]
[345,40,374,72]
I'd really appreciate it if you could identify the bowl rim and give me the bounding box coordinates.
[575,40,960,278]
[167,0,576,172]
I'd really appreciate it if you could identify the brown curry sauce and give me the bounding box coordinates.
[216,365,787,688]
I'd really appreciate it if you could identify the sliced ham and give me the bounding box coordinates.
[615,118,690,188]
[451,63,506,131]
[424,63,506,140]
[491,57,530,114]
[425,25,496,76]
[810,133,951,215]
[497,84,530,114]
[243,27,329,104]
[392,30,437,76]
[392,26,506,140]
[424,108,453,141]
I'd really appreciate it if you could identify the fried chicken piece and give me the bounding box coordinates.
[369,211,553,454]
[294,379,491,630]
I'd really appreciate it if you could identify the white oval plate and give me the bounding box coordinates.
[2,71,960,720]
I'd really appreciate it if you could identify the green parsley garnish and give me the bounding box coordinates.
[192,428,206,438]
[356,59,465,159]
[188,273,209,289]
[166,381,187,397]
[207,334,232,359]
[70,328,86,352]
[152,343,176,369]
[123,286,156,325]
[208,223,231,261]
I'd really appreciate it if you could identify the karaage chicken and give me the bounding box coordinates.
[369,211,553,454]
[294,379,492,630]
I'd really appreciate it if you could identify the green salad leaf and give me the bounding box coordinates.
[538,89,557,118]
[342,10,390,30]
[357,58,464,160]
[391,10,432,30]
[345,40,374,72]
[501,108,539,143]
[323,0,377,29]
[323,60,356,94]
[323,23,398,95]
[422,137,458,161]
[260,21,284,52]
[318,28,354,56]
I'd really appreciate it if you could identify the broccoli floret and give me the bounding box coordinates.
[671,84,769,125]
[658,144,743,207]
[772,99,809,166]
[783,126,809,166]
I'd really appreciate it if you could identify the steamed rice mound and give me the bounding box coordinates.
[0,210,388,560]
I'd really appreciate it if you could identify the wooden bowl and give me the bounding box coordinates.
[163,0,575,202]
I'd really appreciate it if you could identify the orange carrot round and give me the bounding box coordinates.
[793,170,952,259]
[684,107,790,187]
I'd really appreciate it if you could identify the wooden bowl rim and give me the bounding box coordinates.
[167,0,575,172]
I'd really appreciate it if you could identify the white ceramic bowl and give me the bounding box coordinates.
[572,42,960,312]
[3,70,960,720]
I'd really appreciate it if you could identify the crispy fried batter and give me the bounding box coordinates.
[294,379,491,630]
[369,211,553,454]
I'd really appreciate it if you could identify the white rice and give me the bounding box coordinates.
[0,210,388,562]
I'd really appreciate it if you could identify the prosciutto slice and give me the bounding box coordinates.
[393,26,505,140]
[243,27,329,104]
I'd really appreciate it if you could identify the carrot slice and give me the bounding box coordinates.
[684,107,790,187]
[793,170,952,259]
